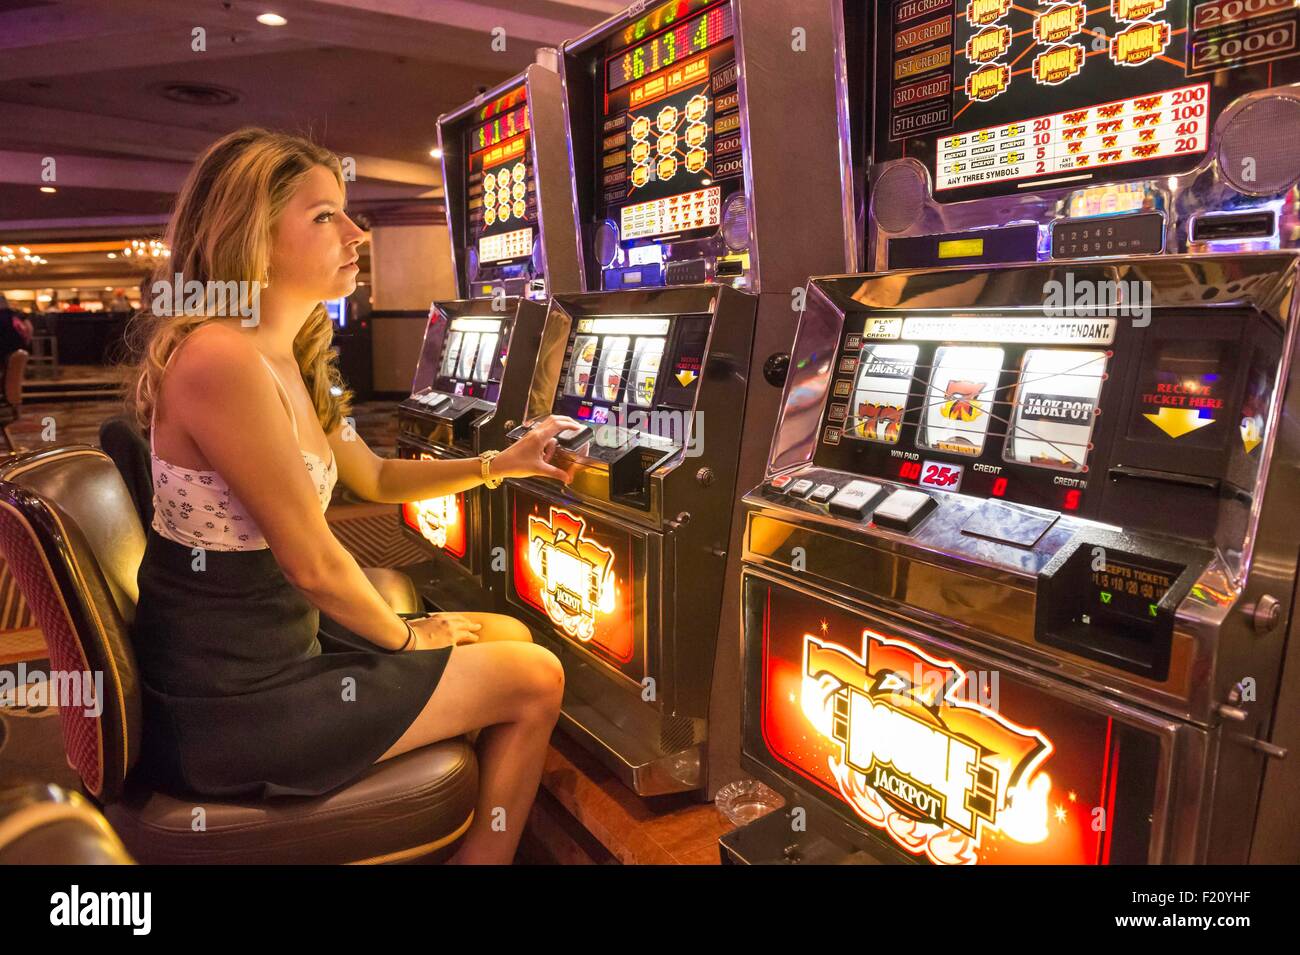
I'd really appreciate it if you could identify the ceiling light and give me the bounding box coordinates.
[256,13,287,26]
[430,148,443,159]
[107,253,117,259]
[39,186,57,193]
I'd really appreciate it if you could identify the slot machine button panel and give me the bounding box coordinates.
[871,489,936,533]
[769,473,794,491]
[787,479,816,499]
[828,480,885,519]
[809,483,837,504]
[557,425,594,450]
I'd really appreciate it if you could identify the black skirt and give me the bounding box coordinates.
[131,529,451,799]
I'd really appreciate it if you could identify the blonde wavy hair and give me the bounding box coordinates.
[127,127,353,434]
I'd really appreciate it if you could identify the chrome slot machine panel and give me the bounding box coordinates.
[543,0,853,797]
[398,64,580,611]
[396,298,549,610]
[868,0,1300,270]
[499,284,756,795]
[731,256,1300,864]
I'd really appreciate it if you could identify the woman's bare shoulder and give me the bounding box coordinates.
[165,323,266,394]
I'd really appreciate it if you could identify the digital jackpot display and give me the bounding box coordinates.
[466,84,536,265]
[597,0,743,244]
[745,576,1161,864]
[876,0,1300,201]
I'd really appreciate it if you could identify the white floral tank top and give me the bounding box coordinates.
[150,353,337,552]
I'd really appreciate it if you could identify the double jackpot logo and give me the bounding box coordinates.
[802,631,1054,865]
[526,506,616,642]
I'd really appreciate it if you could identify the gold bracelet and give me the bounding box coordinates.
[479,449,503,489]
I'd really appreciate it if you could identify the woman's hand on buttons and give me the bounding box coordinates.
[409,613,482,650]
[493,414,582,483]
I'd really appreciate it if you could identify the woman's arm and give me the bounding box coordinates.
[159,327,411,650]
[329,414,582,504]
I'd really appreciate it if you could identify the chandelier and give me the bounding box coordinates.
[122,238,170,269]
[0,245,48,275]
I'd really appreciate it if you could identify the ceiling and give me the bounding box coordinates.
[0,0,620,288]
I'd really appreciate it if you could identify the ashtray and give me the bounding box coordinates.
[714,779,784,826]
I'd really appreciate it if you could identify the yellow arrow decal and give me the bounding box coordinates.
[676,370,697,387]
[1143,407,1214,439]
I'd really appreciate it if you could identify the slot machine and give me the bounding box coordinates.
[722,0,1300,863]
[494,0,854,796]
[397,63,581,612]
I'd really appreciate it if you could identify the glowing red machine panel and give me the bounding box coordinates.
[509,487,646,682]
[746,577,1162,864]
[399,453,469,561]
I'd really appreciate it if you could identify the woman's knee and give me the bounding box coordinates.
[494,614,534,644]
[514,643,564,716]
[464,612,534,644]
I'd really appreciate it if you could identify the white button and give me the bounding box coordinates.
[829,480,884,518]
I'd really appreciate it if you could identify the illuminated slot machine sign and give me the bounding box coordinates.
[432,316,508,402]
[878,0,1300,205]
[466,85,536,267]
[509,486,647,683]
[400,453,469,559]
[745,574,1162,864]
[597,0,740,254]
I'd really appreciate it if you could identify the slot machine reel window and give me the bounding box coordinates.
[466,85,536,266]
[559,318,673,414]
[817,312,1120,512]
[456,331,481,380]
[597,0,741,246]
[846,344,921,444]
[628,336,666,406]
[441,330,464,377]
[918,346,1004,457]
[595,336,631,402]
[437,318,506,392]
[1004,349,1107,472]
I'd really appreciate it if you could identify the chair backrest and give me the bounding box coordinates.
[98,415,154,529]
[4,350,27,408]
[0,446,146,803]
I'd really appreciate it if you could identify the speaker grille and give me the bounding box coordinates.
[659,714,703,754]
[1219,96,1300,196]
[871,163,928,234]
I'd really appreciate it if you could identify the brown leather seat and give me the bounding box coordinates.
[0,446,476,864]
[0,782,134,865]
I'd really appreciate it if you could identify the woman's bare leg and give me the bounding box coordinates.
[456,611,534,643]
[376,640,562,864]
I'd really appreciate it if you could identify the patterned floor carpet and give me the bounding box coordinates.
[0,381,415,797]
